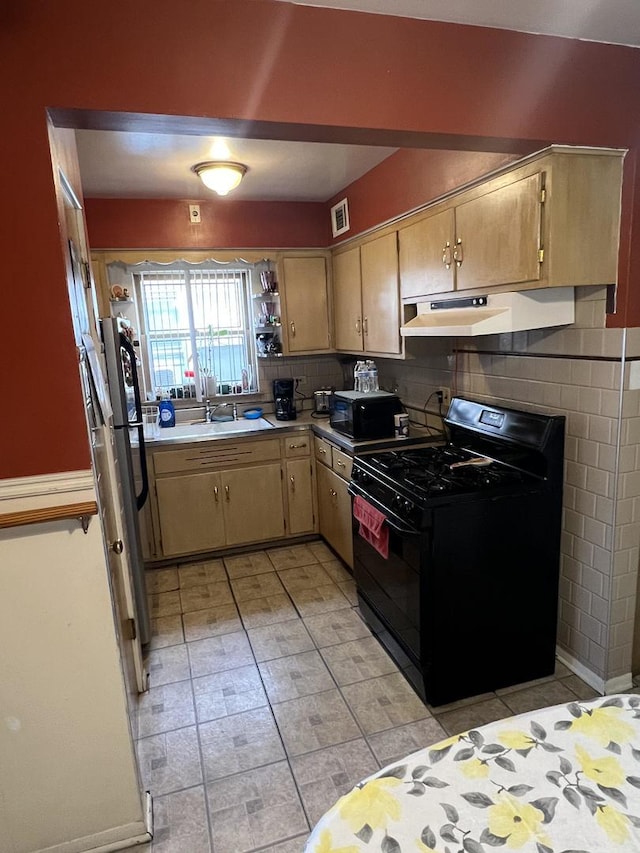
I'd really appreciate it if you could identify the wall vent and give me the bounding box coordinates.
[330,198,350,237]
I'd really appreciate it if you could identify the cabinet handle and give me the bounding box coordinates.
[356,317,361,334]
[442,241,452,269]
[290,474,295,490]
[330,488,337,498]
[453,237,464,267]
[336,460,345,468]
[290,321,296,337]
[319,447,327,455]
[363,317,368,336]
[289,443,307,449]
[213,485,219,502]
[225,484,230,502]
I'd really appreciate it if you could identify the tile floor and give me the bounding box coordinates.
[136,540,600,853]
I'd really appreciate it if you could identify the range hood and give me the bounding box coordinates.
[400,287,575,337]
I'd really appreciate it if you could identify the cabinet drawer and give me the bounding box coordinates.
[284,434,311,457]
[314,436,333,466]
[154,438,281,475]
[331,448,353,480]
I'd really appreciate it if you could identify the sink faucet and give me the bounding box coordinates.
[205,399,212,422]
[208,401,238,422]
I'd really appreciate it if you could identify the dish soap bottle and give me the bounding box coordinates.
[158,395,176,428]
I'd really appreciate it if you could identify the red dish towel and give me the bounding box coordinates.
[353,495,389,559]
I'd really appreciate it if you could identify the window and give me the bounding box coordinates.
[116,260,258,399]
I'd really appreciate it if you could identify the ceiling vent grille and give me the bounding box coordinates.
[330,198,350,238]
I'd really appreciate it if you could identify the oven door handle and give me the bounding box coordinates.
[348,484,421,536]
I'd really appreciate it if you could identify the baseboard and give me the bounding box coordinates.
[556,646,633,695]
[35,794,152,853]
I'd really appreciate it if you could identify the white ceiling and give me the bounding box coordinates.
[75,131,398,202]
[279,0,640,47]
[76,0,640,202]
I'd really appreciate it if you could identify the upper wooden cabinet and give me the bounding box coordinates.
[398,146,623,301]
[280,255,332,353]
[333,233,401,356]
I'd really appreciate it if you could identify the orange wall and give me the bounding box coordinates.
[3,0,640,479]
[327,149,520,242]
[85,199,329,249]
[85,150,518,249]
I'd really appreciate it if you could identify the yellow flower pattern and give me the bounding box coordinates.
[337,776,402,832]
[497,729,535,750]
[569,705,635,745]
[460,757,490,779]
[487,794,549,848]
[305,696,640,853]
[596,805,630,843]
[576,744,625,787]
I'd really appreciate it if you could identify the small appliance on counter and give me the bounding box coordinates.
[273,378,296,421]
[330,390,403,439]
[313,388,332,417]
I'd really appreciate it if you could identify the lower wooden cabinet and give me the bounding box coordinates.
[316,462,353,569]
[223,463,285,545]
[286,458,315,536]
[150,434,318,560]
[155,463,284,557]
[156,471,226,556]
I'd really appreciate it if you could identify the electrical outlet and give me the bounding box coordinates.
[189,204,201,223]
[294,376,307,386]
[437,387,451,407]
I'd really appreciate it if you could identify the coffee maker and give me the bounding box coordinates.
[273,378,296,421]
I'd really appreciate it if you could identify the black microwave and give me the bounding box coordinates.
[329,391,403,440]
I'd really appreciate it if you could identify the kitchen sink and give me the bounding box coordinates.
[151,418,274,441]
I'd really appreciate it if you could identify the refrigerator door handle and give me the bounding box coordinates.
[119,333,149,511]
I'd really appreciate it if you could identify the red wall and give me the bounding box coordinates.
[3,0,640,479]
[327,149,520,243]
[85,199,329,249]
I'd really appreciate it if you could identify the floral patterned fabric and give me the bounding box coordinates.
[304,694,640,853]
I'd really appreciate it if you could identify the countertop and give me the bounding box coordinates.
[141,408,444,454]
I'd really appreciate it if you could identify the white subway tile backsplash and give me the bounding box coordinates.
[579,611,603,644]
[585,467,611,498]
[581,565,604,596]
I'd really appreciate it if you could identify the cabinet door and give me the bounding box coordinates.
[282,256,331,352]
[317,464,353,569]
[156,472,225,556]
[286,458,315,536]
[399,208,455,300]
[360,232,401,355]
[455,172,543,291]
[222,463,285,545]
[333,247,363,351]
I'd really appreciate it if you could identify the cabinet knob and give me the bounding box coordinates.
[112,539,124,554]
[330,488,337,498]
[225,484,230,501]
[290,475,295,490]
[442,241,452,269]
[453,237,464,268]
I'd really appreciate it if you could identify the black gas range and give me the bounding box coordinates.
[349,396,565,706]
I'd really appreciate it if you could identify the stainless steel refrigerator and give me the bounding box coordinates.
[101,317,151,646]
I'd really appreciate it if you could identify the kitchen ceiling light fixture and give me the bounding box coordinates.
[192,161,248,196]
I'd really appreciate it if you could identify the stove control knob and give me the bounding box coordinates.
[392,494,404,513]
[403,499,415,515]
